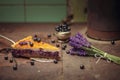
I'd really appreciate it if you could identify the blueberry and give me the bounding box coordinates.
[63,45,67,48]
[33,37,38,41]
[56,28,60,32]
[63,25,68,29]
[56,44,60,47]
[10,59,13,63]
[55,26,60,31]
[53,60,58,64]
[30,60,35,66]
[51,40,55,43]
[59,25,63,29]
[62,45,67,50]
[47,34,51,38]
[66,50,70,54]
[13,65,17,70]
[62,47,66,50]
[37,38,41,43]
[29,42,34,47]
[63,26,67,29]
[59,27,63,32]
[58,24,63,27]
[80,64,85,69]
[111,40,115,45]
[4,56,8,60]
[63,28,67,32]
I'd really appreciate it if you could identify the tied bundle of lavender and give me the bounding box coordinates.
[69,33,120,65]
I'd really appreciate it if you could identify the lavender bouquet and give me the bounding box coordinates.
[69,33,120,65]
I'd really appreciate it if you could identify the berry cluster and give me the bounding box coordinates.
[33,34,41,42]
[55,24,71,32]
[19,34,41,47]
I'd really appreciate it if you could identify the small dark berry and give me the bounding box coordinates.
[33,37,38,41]
[63,45,67,48]
[10,59,13,63]
[37,38,41,43]
[59,28,62,32]
[55,26,60,32]
[4,56,8,60]
[62,47,66,50]
[29,42,34,47]
[30,60,35,66]
[111,40,115,45]
[62,45,67,50]
[63,26,68,29]
[66,50,70,54]
[54,60,58,64]
[63,29,68,32]
[13,65,17,70]
[51,40,55,43]
[80,64,85,69]
[56,28,60,32]
[56,44,60,47]
[47,34,51,38]
[59,25,63,29]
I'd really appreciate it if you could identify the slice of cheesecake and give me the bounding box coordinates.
[11,35,60,60]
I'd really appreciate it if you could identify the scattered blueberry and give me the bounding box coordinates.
[4,56,8,60]
[53,60,58,64]
[62,45,67,50]
[111,40,115,45]
[63,45,67,48]
[80,64,85,69]
[66,50,70,54]
[30,60,35,66]
[56,44,60,47]
[62,47,66,50]
[51,40,55,43]
[10,59,13,63]
[13,65,17,70]
[47,34,51,38]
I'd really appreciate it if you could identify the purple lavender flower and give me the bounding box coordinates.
[69,48,88,56]
[69,33,90,56]
[68,33,120,65]
[69,33,91,48]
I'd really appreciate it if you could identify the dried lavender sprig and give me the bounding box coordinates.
[90,46,120,64]
[69,48,88,56]
[69,33,91,48]
[69,33,120,65]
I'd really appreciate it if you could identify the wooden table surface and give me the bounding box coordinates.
[0,23,120,80]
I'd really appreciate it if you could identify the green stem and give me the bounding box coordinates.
[82,46,120,65]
